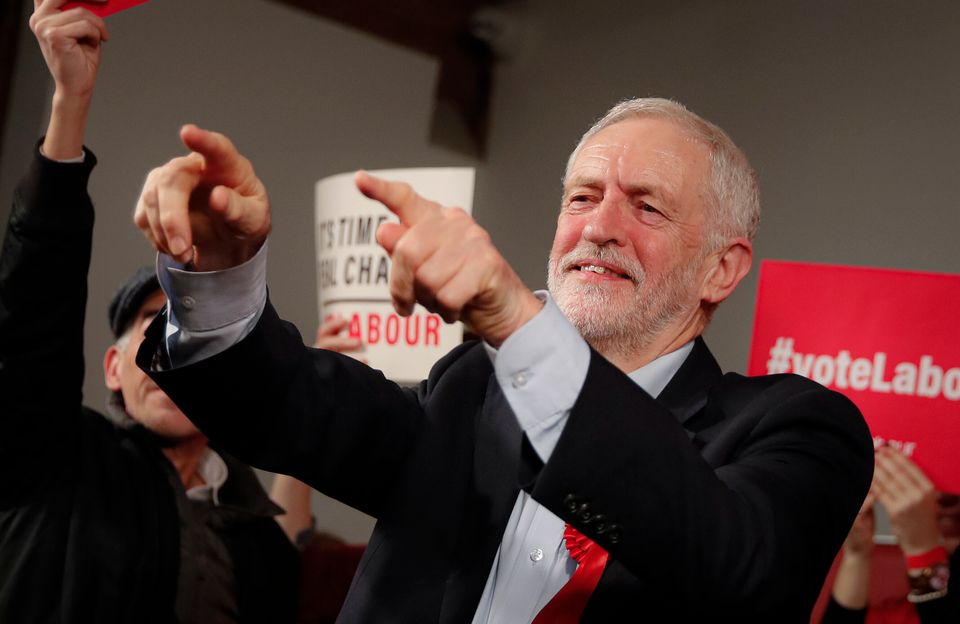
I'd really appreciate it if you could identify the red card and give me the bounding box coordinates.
[747,260,960,492]
[61,0,151,18]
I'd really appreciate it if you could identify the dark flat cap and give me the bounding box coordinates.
[108,267,161,338]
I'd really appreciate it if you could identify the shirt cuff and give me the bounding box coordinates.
[490,291,590,462]
[157,242,268,366]
[38,144,85,163]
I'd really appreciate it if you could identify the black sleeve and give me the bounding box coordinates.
[528,350,874,612]
[0,144,97,503]
[138,300,475,518]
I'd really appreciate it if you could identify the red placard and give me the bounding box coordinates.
[61,0,151,18]
[747,260,960,492]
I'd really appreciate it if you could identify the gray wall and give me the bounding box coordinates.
[3,0,959,542]
[0,0,50,230]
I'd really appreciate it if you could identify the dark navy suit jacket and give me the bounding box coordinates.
[139,299,874,623]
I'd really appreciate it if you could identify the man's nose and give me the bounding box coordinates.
[582,196,626,247]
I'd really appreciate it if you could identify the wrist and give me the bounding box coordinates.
[44,91,92,161]
[833,554,872,610]
[52,88,94,112]
[900,536,943,558]
[191,239,266,273]
[485,290,543,348]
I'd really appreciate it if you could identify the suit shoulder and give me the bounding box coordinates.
[721,372,872,445]
[424,340,489,382]
[718,371,852,401]
[417,340,491,400]
[713,372,867,430]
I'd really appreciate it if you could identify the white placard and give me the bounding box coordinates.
[315,168,475,383]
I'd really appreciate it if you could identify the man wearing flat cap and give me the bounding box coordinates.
[0,2,298,622]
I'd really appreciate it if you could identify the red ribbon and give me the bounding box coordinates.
[533,524,609,624]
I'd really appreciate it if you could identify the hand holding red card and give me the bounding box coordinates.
[61,0,151,18]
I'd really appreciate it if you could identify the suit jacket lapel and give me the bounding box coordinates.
[656,337,723,430]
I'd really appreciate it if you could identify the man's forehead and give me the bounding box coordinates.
[569,145,686,183]
[568,119,705,195]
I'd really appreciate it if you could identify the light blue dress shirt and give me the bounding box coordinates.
[156,244,692,623]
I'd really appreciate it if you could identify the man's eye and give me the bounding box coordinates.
[639,202,662,216]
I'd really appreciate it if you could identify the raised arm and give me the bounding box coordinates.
[32,0,108,159]
[0,0,107,495]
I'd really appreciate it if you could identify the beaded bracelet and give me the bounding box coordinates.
[906,562,950,603]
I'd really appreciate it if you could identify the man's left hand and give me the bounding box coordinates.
[355,171,542,348]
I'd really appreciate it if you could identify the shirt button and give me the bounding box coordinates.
[529,548,543,562]
[181,296,196,310]
[512,370,530,388]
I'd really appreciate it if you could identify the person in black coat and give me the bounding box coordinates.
[0,2,298,621]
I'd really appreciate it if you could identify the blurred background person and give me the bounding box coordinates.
[0,2,297,621]
[820,446,958,623]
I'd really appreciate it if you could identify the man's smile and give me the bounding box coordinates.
[568,258,634,282]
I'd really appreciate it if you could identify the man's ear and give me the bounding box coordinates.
[700,237,753,305]
[104,344,123,391]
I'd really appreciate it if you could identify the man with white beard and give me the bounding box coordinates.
[132,99,873,622]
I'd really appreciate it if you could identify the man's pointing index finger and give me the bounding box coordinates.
[179,124,248,186]
[354,170,442,226]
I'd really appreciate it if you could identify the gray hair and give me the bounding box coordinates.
[564,98,760,251]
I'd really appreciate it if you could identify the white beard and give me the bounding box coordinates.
[547,242,700,359]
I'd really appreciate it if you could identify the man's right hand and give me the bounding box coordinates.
[134,125,271,270]
[31,0,108,159]
[357,172,543,348]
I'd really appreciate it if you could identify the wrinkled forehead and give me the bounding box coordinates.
[567,118,711,197]
[573,139,688,181]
